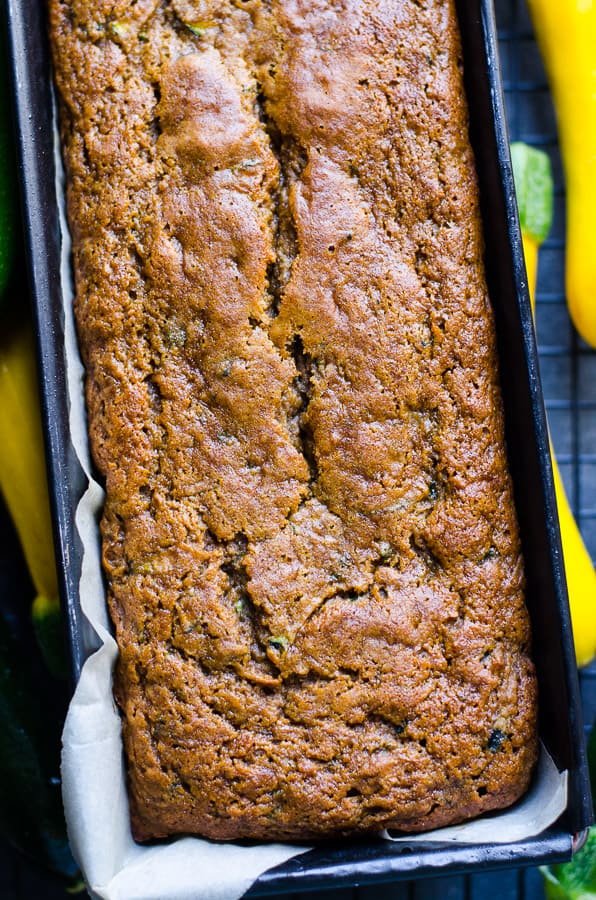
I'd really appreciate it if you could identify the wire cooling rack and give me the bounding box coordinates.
[0,0,594,897]
[497,0,596,757]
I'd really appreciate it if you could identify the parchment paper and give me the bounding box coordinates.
[55,103,568,900]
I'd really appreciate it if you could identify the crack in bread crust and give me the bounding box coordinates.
[49,0,538,842]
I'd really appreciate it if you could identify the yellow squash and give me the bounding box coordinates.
[0,320,66,677]
[526,0,596,348]
[512,142,596,668]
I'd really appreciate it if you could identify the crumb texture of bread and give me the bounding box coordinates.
[48,0,538,841]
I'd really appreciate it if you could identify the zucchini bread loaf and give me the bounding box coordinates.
[49,0,538,840]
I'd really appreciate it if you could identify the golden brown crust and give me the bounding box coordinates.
[49,0,538,841]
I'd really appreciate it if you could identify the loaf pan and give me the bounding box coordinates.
[4,0,593,892]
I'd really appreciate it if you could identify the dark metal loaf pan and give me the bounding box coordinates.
[3,0,593,893]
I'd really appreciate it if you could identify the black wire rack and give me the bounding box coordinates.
[0,0,594,897]
[497,0,596,761]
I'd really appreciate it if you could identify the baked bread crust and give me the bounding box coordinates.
[49,0,538,841]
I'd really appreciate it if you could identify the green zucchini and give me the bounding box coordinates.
[0,33,18,304]
[0,612,79,882]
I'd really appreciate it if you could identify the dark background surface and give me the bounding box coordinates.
[1,0,595,896]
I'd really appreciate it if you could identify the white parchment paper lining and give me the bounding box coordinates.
[54,109,568,900]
